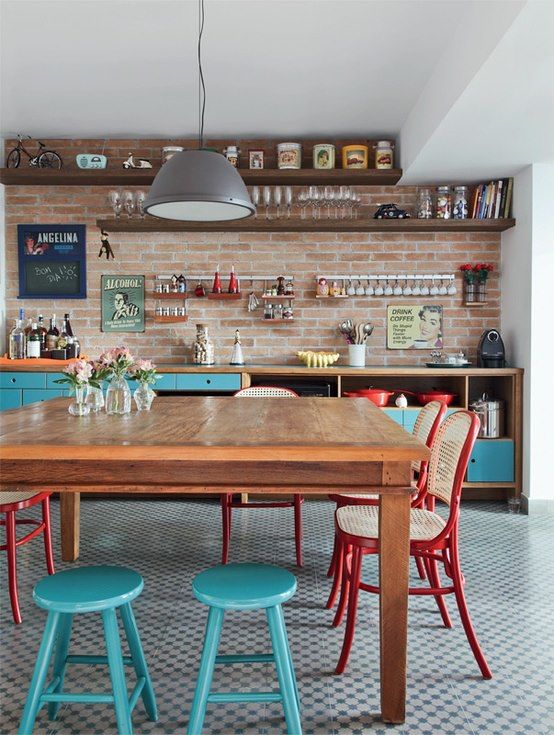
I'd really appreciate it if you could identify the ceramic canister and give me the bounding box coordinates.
[313,144,335,170]
[342,144,368,169]
[277,142,302,169]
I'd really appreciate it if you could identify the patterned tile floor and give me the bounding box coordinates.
[1,499,553,735]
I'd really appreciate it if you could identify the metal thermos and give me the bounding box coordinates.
[470,394,504,438]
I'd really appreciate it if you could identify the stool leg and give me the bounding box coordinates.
[221,494,231,565]
[102,608,133,735]
[293,495,303,568]
[19,611,61,735]
[266,606,302,735]
[120,603,158,722]
[6,511,22,624]
[276,605,300,713]
[187,606,224,735]
[47,613,73,721]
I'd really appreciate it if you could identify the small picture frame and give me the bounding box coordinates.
[248,149,264,169]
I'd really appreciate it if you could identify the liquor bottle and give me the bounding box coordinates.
[57,316,70,350]
[8,319,26,359]
[27,322,41,358]
[37,314,47,350]
[63,313,74,337]
[212,264,222,294]
[46,315,59,351]
[228,265,239,294]
[24,315,33,337]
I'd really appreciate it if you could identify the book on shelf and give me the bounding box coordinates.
[472,177,513,219]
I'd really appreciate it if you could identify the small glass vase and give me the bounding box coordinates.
[477,282,488,302]
[105,376,132,415]
[134,381,156,411]
[464,283,477,303]
[68,385,90,416]
[86,385,105,413]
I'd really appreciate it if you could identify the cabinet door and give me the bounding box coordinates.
[0,372,46,389]
[0,390,22,411]
[22,389,66,406]
[467,439,515,482]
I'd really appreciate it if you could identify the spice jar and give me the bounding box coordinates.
[417,188,433,219]
[277,143,302,169]
[374,140,394,169]
[264,303,274,320]
[453,185,469,219]
[283,305,294,320]
[193,324,215,365]
[313,144,335,170]
[436,186,452,219]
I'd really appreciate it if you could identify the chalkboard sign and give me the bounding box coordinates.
[18,224,86,299]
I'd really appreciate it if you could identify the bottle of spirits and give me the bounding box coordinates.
[24,315,33,338]
[46,315,59,351]
[57,316,70,350]
[27,322,41,358]
[9,319,26,359]
[63,313,74,337]
[37,314,47,351]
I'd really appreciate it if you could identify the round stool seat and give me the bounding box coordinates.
[33,566,143,613]
[193,563,297,610]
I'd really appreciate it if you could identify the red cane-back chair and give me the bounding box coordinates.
[220,386,303,566]
[330,410,491,678]
[1,491,55,623]
[325,400,447,591]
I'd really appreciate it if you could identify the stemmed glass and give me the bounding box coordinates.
[351,190,361,219]
[297,189,308,220]
[135,190,146,218]
[251,186,260,218]
[274,186,283,218]
[263,186,272,220]
[284,186,293,219]
[122,190,135,217]
[108,190,122,218]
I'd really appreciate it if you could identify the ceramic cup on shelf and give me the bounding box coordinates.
[348,344,366,367]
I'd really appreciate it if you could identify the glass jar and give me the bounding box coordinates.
[417,188,433,219]
[453,185,469,219]
[223,145,240,167]
[68,385,90,416]
[264,303,274,320]
[436,186,452,219]
[134,381,156,411]
[193,324,215,365]
[86,384,105,413]
[374,140,394,169]
[277,143,301,169]
[283,305,294,320]
[105,376,132,415]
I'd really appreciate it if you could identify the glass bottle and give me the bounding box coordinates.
[27,322,41,358]
[9,319,26,359]
[57,316,69,350]
[417,188,433,219]
[452,185,469,219]
[46,315,59,351]
[193,323,215,365]
[37,314,47,351]
[63,313,74,337]
[436,186,452,219]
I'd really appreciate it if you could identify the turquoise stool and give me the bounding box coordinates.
[187,563,301,735]
[19,566,157,735]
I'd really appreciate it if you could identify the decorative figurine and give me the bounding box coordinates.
[98,229,115,260]
[212,265,222,293]
[223,146,240,167]
[395,393,408,408]
[317,277,329,297]
[229,329,245,366]
[228,265,239,294]
[373,203,411,219]
[122,153,153,169]
[194,281,206,297]
[277,275,286,295]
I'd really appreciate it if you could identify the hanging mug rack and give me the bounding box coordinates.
[315,273,457,298]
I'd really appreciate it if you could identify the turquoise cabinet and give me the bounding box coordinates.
[0,372,46,389]
[0,389,22,410]
[22,389,67,406]
[467,439,515,482]
[382,408,403,426]
[175,373,241,392]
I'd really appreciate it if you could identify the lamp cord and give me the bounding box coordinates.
[197,0,206,149]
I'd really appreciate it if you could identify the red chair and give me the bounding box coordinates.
[221,386,304,566]
[1,491,55,624]
[326,400,447,591]
[330,410,491,679]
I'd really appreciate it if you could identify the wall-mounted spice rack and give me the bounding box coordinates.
[152,315,189,324]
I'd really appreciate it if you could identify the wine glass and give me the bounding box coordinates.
[251,186,260,218]
[134,190,146,217]
[284,186,293,218]
[122,190,135,217]
[274,186,283,218]
[263,186,272,220]
[108,190,122,218]
[297,189,308,220]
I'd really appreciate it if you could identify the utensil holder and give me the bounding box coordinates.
[348,344,366,367]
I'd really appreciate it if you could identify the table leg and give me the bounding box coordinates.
[379,492,410,724]
[60,492,80,562]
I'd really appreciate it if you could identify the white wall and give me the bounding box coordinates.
[0,138,5,356]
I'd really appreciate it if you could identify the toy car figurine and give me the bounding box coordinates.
[373,203,411,219]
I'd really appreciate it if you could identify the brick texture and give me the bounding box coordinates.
[3,139,501,365]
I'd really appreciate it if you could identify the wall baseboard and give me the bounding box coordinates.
[522,494,554,515]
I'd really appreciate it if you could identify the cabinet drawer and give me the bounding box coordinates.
[467,439,514,482]
[0,372,46,389]
[175,373,241,392]
[0,389,22,411]
[46,373,69,389]
[22,389,66,406]
[153,373,176,391]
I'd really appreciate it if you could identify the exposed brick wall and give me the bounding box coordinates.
[3,139,501,365]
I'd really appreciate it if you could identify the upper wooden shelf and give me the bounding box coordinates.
[96,217,516,234]
[0,167,402,187]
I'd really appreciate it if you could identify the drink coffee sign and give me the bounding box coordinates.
[387,305,444,349]
[17,224,87,298]
[101,275,145,333]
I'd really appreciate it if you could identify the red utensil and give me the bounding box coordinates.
[396,389,457,406]
[343,389,396,407]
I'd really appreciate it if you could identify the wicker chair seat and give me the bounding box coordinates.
[336,504,446,542]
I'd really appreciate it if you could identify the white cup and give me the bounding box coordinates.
[348,344,366,367]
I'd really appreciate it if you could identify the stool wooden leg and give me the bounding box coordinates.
[6,511,22,625]
[102,608,133,735]
[19,611,61,735]
[47,613,73,721]
[266,606,302,735]
[120,603,158,722]
[187,606,224,735]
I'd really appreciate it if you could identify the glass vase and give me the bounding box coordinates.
[68,385,90,416]
[134,381,156,411]
[477,283,488,302]
[86,385,105,413]
[464,283,477,303]
[105,376,132,415]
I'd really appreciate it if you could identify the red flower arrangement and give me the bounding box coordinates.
[459,263,494,284]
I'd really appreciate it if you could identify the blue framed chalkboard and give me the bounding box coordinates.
[18,224,87,299]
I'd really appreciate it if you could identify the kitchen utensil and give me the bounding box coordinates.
[363,323,374,338]
[470,394,504,438]
[343,388,395,407]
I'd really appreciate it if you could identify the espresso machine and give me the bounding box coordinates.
[477,329,506,368]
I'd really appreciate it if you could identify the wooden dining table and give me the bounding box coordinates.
[0,395,429,724]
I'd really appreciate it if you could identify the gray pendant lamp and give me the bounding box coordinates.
[143,1,255,222]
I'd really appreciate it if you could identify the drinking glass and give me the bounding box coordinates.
[351,190,361,219]
[122,190,135,217]
[297,189,308,220]
[108,190,122,217]
[274,186,283,218]
[135,190,146,217]
[284,186,293,218]
[263,186,272,220]
[384,278,393,296]
[374,280,384,297]
[251,186,260,218]
[412,279,421,296]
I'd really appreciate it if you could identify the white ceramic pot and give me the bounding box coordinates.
[348,344,366,367]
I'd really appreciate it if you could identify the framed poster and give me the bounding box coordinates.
[387,305,443,349]
[101,275,145,333]
[18,224,86,298]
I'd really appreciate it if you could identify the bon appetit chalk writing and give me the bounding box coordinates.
[32,263,79,283]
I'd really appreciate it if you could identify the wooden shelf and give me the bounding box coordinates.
[96,217,515,233]
[262,318,295,323]
[315,294,348,298]
[261,295,295,300]
[463,301,489,307]
[152,292,189,299]
[206,292,242,300]
[0,167,402,187]
[152,315,189,323]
